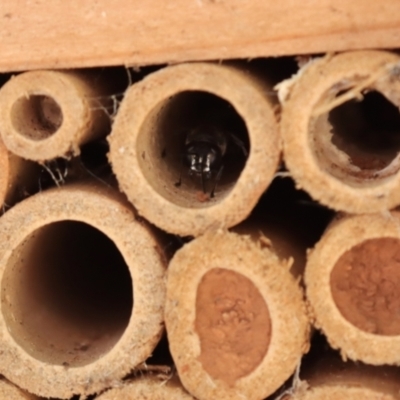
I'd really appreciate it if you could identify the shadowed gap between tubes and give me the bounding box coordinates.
[1,221,133,367]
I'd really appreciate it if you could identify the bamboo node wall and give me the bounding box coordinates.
[305,211,400,365]
[165,230,310,400]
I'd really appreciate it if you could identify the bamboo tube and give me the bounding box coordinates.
[284,344,400,400]
[0,138,39,208]
[280,50,400,213]
[0,183,168,399]
[0,377,40,400]
[0,69,115,161]
[305,210,400,365]
[165,228,310,400]
[108,62,280,236]
[96,374,194,399]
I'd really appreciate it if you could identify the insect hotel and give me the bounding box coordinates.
[0,1,400,399]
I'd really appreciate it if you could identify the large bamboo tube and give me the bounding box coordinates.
[0,70,116,161]
[0,377,40,400]
[280,50,400,213]
[108,62,280,236]
[165,228,310,400]
[305,210,400,365]
[0,183,168,399]
[96,374,194,399]
[284,341,400,400]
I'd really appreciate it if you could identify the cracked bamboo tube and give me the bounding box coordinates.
[280,50,400,213]
[305,211,400,365]
[0,182,167,399]
[108,62,280,236]
[165,229,310,400]
[96,375,195,400]
[0,377,40,400]
[0,70,114,161]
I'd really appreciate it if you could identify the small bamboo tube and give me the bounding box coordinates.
[0,70,114,161]
[285,351,400,400]
[96,375,195,400]
[305,210,400,365]
[0,183,167,399]
[108,62,280,236]
[0,377,40,400]
[165,229,310,400]
[280,50,400,213]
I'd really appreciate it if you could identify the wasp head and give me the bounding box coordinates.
[184,142,221,177]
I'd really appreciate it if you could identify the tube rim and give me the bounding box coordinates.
[281,50,400,213]
[305,212,400,365]
[108,62,280,236]
[0,71,93,161]
[165,231,309,400]
[0,184,166,398]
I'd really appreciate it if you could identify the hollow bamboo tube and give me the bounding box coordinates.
[96,375,195,399]
[165,230,310,400]
[0,182,168,399]
[0,377,40,400]
[284,351,400,400]
[305,210,400,365]
[0,70,113,161]
[280,50,400,213]
[108,62,280,236]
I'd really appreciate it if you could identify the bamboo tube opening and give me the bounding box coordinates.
[109,62,280,236]
[281,50,400,213]
[330,237,400,336]
[10,95,63,141]
[0,70,113,161]
[2,221,133,367]
[305,211,400,364]
[195,268,271,386]
[312,90,400,185]
[330,91,400,173]
[0,184,167,398]
[137,90,249,207]
[165,230,309,400]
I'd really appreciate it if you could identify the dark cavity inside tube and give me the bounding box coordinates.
[138,91,250,208]
[328,91,400,179]
[11,95,63,140]
[1,221,133,367]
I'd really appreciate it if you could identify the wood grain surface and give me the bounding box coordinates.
[0,0,399,71]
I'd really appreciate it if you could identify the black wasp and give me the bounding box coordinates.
[175,124,248,198]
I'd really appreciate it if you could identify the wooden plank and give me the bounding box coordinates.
[0,0,399,72]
